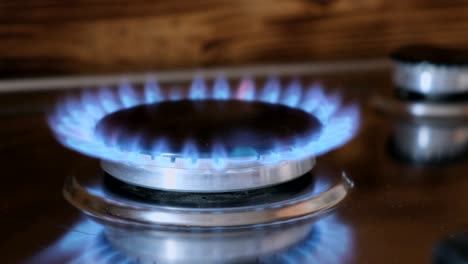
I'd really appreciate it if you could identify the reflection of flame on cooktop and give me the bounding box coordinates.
[30,216,353,264]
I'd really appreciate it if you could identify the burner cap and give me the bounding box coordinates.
[95,99,322,157]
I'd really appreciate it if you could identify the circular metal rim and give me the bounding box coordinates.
[371,94,468,118]
[393,61,468,96]
[101,157,315,192]
[63,168,353,228]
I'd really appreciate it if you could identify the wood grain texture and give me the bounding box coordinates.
[1,0,468,77]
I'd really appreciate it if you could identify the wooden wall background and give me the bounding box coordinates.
[1,0,468,78]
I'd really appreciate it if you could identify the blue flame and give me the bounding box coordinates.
[213,76,230,99]
[261,77,281,103]
[212,143,228,169]
[118,81,140,108]
[49,76,359,167]
[236,77,256,101]
[29,216,352,264]
[189,76,208,99]
[143,78,163,103]
[283,79,302,107]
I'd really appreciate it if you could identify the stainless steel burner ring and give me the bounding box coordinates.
[101,156,315,192]
[64,162,353,228]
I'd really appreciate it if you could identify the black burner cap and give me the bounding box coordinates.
[95,99,322,156]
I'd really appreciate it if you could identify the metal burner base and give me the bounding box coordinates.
[64,162,353,229]
[101,157,315,192]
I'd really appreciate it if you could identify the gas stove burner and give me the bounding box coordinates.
[392,44,468,100]
[372,45,468,119]
[50,75,358,228]
[49,76,359,192]
[97,99,321,191]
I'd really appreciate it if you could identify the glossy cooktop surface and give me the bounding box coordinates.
[1,67,468,264]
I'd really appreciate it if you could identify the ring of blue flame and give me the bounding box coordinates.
[49,76,359,167]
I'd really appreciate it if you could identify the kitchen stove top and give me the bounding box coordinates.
[2,61,468,263]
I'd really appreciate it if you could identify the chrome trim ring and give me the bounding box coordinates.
[64,166,353,228]
[101,157,315,192]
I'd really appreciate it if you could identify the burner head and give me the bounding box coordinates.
[392,44,468,100]
[95,99,322,192]
[49,77,359,191]
[95,99,322,157]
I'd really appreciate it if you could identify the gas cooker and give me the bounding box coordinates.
[2,60,468,264]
